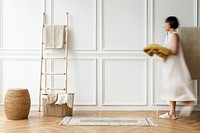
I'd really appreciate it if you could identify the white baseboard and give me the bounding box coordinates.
[1,105,200,112]
[30,105,200,111]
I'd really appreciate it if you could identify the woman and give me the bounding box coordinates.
[159,16,196,120]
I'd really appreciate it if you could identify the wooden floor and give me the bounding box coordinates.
[0,110,200,133]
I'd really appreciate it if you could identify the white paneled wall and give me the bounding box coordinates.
[2,59,40,105]
[54,0,96,50]
[153,0,197,44]
[2,0,43,49]
[52,59,97,105]
[0,0,199,111]
[102,59,147,105]
[102,0,147,50]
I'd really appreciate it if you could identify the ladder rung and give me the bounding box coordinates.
[42,73,65,75]
[43,57,66,60]
[42,88,66,90]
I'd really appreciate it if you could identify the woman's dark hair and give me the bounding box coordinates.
[165,16,179,29]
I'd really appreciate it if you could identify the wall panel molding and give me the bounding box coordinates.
[0,59,3,104]
[101,0,148,51]
[0,0,3,49]
[152,0,197,44]
[53,0,97,51]
[51,58,97,106]
[66,58,97,106]
[194,0,198,26]
[0,57,97,106]
[1,0,43,50]
[102,58,148,106]
[0,58,40,105]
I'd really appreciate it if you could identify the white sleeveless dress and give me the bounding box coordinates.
[161,32,196,101]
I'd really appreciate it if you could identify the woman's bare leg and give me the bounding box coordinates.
[159,101,177,119]
[169,101,176,117]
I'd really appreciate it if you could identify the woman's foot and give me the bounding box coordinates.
[159,112,178,120]
[169,112,177,119]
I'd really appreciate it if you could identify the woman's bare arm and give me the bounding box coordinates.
[170,33,179,55]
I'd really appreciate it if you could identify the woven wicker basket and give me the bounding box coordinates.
[4,88,30,120]
[43,93,74,117]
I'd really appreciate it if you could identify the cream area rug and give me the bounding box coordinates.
[59,117,158,126]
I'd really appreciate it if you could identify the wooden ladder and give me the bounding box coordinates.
[38,12,69,112]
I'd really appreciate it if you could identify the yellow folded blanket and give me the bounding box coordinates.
[143,44,171,61]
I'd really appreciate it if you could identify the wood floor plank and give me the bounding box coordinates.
[0,111,200,133]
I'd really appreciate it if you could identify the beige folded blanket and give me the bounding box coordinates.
[43,25,67,49]
[47,93,58,105]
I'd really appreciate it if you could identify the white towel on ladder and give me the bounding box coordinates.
[43,25,66,49]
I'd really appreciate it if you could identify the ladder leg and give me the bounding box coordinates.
[39,44,44,112]
[65,12,69,93]
[39,43,44,112]
[38,12,45,112]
